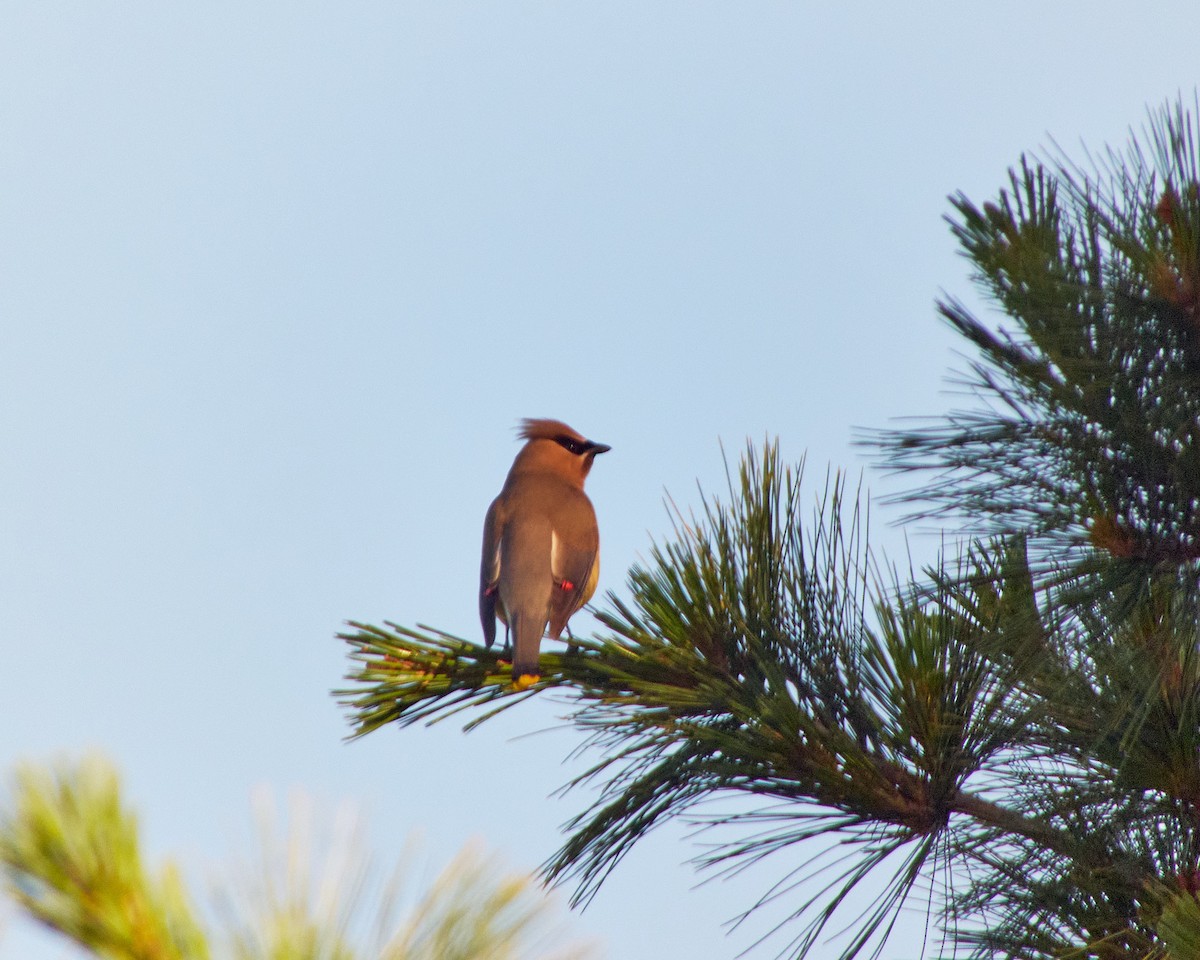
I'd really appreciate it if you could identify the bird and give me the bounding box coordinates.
[480,418,610,687]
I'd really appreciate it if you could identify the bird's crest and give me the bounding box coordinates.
[517,418,585,443]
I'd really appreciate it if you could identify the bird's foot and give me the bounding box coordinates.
[513,673,541,690]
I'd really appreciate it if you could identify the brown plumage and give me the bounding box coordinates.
[480,419,610,682]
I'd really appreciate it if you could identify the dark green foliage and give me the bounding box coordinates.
[875,97,1200,576]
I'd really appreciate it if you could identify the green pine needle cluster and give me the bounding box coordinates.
[875,97,1200,573]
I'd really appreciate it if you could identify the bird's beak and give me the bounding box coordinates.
[588,442,612,455]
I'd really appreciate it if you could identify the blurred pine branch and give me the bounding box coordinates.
[0,755,210,960]
[0,755,595,960]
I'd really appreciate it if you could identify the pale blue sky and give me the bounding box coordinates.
[3,3,1198,958]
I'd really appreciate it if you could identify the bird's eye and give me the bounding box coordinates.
[555,435,585,455]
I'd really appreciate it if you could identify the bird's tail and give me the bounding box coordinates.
[508,608,545,680]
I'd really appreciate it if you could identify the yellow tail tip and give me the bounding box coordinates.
[513,673,541,690]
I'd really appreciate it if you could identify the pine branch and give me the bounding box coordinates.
[340,99,1200,953]
[336,446,1081,960]
[870,96,1200,575]
[335,621,557,735]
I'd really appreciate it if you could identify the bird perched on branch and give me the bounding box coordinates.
[480,419,610,688]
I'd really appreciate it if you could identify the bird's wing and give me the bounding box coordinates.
[547,514,599,639]
[479,496,505,647]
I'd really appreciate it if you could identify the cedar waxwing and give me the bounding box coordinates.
[480,419,610,685]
